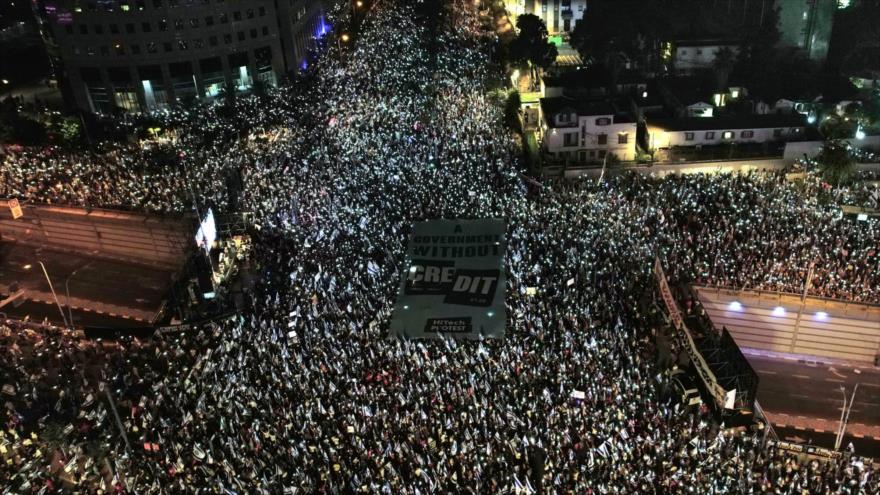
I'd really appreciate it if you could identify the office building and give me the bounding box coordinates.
[31,0,328,113]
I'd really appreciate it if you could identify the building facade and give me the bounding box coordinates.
[669,39,740,75]
[540,97,637,164]
[776,0,836,61]
[32,0,327,113]
[647,115,808,150]
[504,0,586,35]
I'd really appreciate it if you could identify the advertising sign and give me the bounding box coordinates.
[389,219,506,339]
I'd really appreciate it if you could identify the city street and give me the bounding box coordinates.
[0,241,174,324]
[748,352,880,455]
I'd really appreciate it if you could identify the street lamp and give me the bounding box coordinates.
[36,261,70,328]
[790,262,814,353]
[337,33,350,54]
[65,262,91,328]
[835,384,859,451]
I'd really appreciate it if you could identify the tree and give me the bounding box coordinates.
[712,47,736,92]
[816,139,854,187]
[58,117,82,144]
[509,14,558,90]
[503,90,521,131]
[820,114,855,140]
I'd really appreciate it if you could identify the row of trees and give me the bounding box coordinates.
[0,98,81,146]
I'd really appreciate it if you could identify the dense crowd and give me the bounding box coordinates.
[1,0,879,493]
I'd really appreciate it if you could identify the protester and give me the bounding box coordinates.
[1,0,877,493]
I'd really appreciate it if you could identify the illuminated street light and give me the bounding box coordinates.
[341,33,350,42]
[356,0,363,6]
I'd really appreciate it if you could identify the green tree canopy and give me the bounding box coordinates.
[508,14,558,87]
[816,139,855,186]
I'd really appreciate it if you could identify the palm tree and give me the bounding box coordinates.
[712,47,737,92]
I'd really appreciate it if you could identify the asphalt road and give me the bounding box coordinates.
[748,353,880,455]
[749,354,880,428]
[0,241,174,313]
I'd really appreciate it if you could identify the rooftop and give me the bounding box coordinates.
[674,37,741,48]
[648,114,808,132]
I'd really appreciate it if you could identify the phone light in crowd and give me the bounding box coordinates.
[728,301,742,311]
[487,311,495,317]
[807,113,817,124]
[403,305,409,310]
[855,126,866,140]
[772,306,786,317]
[815,311,828,321]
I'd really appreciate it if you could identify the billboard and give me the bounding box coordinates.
[195,208,216,253]
[389,219,506,339]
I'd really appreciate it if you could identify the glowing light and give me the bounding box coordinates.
[341,33,350,42]
[316,16,330,38]
[728,301,742,311]
[815,311,828,321]
[855,126,866,140]
[487,311,495,317]
[23,264,32,270]
[807,114,816,124]
[772,306,786,317]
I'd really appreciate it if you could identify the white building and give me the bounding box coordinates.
[647,114,808,150]
[540,96,637,164]
[668,39,740,75]
[504,0,586,34]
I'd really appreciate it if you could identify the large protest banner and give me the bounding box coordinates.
[389,219,506,339]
